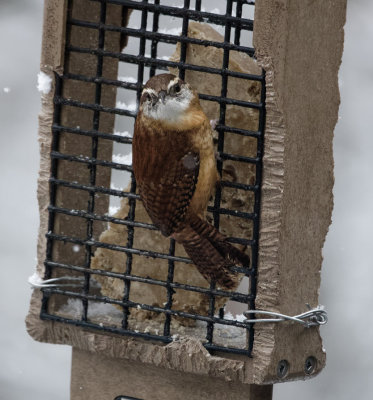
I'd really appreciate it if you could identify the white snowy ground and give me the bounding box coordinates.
[0,1,372,399]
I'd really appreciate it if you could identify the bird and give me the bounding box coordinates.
[132,73,250,290]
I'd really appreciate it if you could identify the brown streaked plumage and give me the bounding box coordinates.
[132,73,249,289]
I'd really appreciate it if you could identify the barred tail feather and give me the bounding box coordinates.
[172,215,250,289]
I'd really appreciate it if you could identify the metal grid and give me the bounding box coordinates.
[40,0,265,357]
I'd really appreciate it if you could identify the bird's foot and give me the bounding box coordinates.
[210,119,218,130]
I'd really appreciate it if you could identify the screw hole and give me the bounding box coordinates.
[277,359,289,379]
[305,356,317,375]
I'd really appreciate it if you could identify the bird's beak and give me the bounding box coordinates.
[158,90,167,104]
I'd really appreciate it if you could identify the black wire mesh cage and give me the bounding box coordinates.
[41,0,265,358]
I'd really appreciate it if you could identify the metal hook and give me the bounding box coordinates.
[28,273,100,289]
[243,306,327,327]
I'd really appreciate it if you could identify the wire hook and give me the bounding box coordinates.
[244,306,327,327]
[28,272,100,289]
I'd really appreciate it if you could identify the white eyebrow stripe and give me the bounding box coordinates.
[142,88,157,96]
[167,77,180,91]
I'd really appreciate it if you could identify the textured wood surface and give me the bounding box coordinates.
[252,0,347,382]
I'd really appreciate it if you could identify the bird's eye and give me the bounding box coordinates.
[145,93,151,101]
[170,83,181,96]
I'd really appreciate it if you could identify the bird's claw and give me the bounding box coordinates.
[210,119,218,130]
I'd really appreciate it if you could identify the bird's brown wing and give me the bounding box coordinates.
[138,152,200,237]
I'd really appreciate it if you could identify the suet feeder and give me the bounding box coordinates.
[26,0,347,399]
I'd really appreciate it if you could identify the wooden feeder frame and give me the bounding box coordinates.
[26,0,347,398]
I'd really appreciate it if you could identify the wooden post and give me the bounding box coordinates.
[70,348,273,400]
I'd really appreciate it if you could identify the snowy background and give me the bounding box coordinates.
[1,0,372,399]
